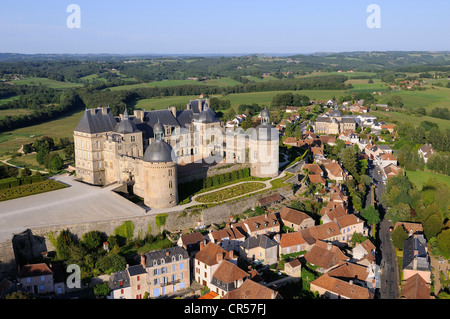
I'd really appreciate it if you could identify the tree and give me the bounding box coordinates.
[385,203,412,224]
[423,213,443,240]
[390,95,404,108]
[47,153,64,171]
[81,230,105,251]
[436,229,450,259]
[93,282,110,299]
[98,253,127,274]
[361,205,380,227]
[341,147,359,180]
[55,229,75,260]
[391,226,409,250]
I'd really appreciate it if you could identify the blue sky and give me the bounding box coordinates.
[0,0,449,54]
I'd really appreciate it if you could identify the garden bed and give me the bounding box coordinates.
[195,182,266,203]
[0,179,68,201]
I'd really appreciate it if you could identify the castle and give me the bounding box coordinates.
[73,99,279,209]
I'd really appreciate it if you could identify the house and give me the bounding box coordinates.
[239,234,279,266]
[319,135,336,146]
[241,212,280,237]
[199,291,220,299]
[310,273,374,299]
[303,163,324,176]
[284,259,302,278]
[194,242,236,289]
[177,232,206,256]
[402,234,431,283]
[304,241,348,273]
[352,239,376,266]
[283,136,298,146]
[382,163,401,180]
[18,263,55,295]
[210,260,249,297]
[374,153,397,169]
[357,139,370,152]
[320,203,348,224]
[308,174,327,187]
[365,145,384,160]
[378,145,393,154]
[207,226,246,252]
[285,106,299,113]
[418,143,435,164]
[279,206,315,231]
[256,193,283,208]
[223,277,282,299]
[322,161,346,182]
[335,214,366,244]
[275,231,308,257]
[108,269,132,299]
[327,261,376,292]
[299,222,342,248]
[394,222,423,237]
[127,264,148,299]
[401,273,431,299]
[310,146,325,161]
[381,124,395,134]
[141,246,190,298]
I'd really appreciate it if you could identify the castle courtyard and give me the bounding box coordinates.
[0,174,147,242]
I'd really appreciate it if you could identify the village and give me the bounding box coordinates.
[2,97,442,301]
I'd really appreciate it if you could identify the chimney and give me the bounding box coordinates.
[140,254,146,268]
[187,102,191,110]
[90,108,96,115]
[134,110,144,122]
[327,242,332,251]
[170,106,177,118]
[200,241,205,250]
[206,98,210,108]
[349,280,353,285]
[102,107,109,115]
[166,251,170,257]
[228,250,234,259]
[216,253,223,262]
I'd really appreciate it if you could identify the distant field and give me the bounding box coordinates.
[0,109,84,157]
[376,86,450,111]
[371,110,450,130]
[12,77,83,89]
[0,108,33,119]
[109,77,242,91]
[405,169,450,189]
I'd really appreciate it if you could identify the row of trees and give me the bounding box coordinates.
[382,174,449,256]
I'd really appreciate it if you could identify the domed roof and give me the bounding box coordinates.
[153,122,164,134]
[115,118,139,134]
[198,107,220,123]
[143,140,175,163]
[114,108,139,134]
[260,108,270,118]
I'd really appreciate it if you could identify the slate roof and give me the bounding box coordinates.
[127,264,146,277]
[75,108,118,134]
[143,246,189,268]
[143,139,175,163]
[108,269,130,290]
[241,234,278,250]
[402,235,430,272]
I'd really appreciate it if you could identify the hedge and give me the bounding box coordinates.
[0,175,44,190]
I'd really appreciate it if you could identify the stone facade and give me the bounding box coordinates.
[74,100,279,209]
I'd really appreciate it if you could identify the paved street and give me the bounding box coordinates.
[370,162,399,299]
[0,175,147,242]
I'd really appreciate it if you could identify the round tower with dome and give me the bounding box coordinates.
[249,108,279,178]
[142,122,178,208]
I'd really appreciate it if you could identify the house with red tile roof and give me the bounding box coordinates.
[334,214,366,243]
[352,239,376,266]
[279,206,315,231]
[210,260,249,297]
[274,231,308,257]
[194,242,237,289]
[223,277,282,299]
[401,273,431,299]
[310,273,374,299]
[241,212,280,237]
[299,222,342,248]
[207,226,246,253]
[304,241,349,273]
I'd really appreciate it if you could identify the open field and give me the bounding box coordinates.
[109,77,242,91]
[370,110,450,130]
[11,77,83,89]
[0,109,84,157]
[405,169,450,189]
[0,108,33,119]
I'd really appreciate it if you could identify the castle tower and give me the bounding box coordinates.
[249,109,279,178]
[142,122,178,209]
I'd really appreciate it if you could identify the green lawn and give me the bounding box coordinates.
[405,169,450,189]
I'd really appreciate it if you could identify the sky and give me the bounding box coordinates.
[0,0,450,55]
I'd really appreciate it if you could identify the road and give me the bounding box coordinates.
[369,162,399,299]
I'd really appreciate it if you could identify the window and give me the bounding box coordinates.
[137,285,140,290]
[131,136,136,142]
[137,276,140,281]
[39,285,45,291]
[169,181,173,189]
[179,262,183,270]
[41,275,45,282]
[26,277,31,283]
[121,289,124,294]
[153,269,159,276]
[119,280,123,286]
[172,264,176,272]
[153,278,159,286]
